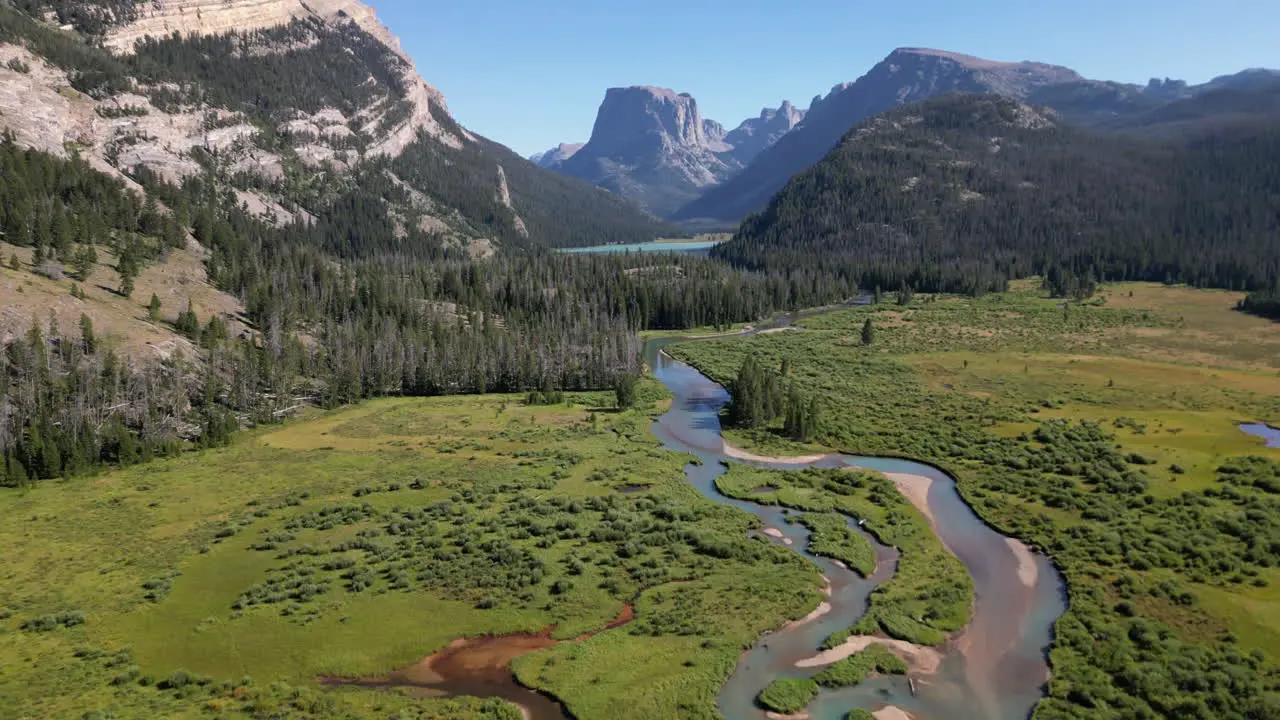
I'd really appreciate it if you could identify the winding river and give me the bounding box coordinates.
[645,328,1068,720]
[330,311,1067,720]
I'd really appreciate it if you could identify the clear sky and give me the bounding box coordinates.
[369,0,1279,157]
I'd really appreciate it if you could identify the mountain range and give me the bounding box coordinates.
[532,48,1278,224]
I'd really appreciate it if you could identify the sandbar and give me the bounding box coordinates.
[785,576,833,629]
[883,472,936,526]
[873,707,915,720]
[795,635,943,675]
[721,441,828,466]
[1005,537,1039,589]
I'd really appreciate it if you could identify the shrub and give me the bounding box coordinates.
[21,610,85,632]
[757,677,819,714]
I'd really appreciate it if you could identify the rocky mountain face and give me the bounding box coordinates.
[672,47,1277,224]
[106,0,463,158]
[0,0,669,249]
[723,100,805,165]
[545,88,803,216]
[548,86,735,216]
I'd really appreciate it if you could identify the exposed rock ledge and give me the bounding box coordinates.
[104,0,469,154]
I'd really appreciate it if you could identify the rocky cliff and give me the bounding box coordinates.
[103,0,462,156]
[549,86,744,215]
[0,1,670,255]
[544,87,804,217]
[672,47,1169,223]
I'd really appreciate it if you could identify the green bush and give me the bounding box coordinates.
[757,677,819,714]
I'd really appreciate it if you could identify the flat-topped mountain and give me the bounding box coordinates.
[543,88,804,216]
[547,86,740,215]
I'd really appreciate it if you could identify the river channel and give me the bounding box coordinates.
[327,310,1068,720]
[644,326,1067,720]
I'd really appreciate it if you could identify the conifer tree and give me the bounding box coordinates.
[79,313,95,354]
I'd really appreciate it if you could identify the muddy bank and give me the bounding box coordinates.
[322,605,633,720]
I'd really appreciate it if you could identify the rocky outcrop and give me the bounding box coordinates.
[672,47,1165,223]
[104,0,465,154]
[495,166,528,238]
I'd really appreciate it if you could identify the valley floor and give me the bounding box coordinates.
[3,281,1278,720]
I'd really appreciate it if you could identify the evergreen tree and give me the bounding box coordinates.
[614,375,637,410]
[73,244,97,280]
[861,319,875,346]
[148,293,162,321]
[79,313,95,354]
[175,300,200,341]
[726,354,785,429]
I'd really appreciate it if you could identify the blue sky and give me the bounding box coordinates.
[370,0,1279,157]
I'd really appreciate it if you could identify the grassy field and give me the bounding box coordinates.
[666,283,1280,719]
[0,381,822,720]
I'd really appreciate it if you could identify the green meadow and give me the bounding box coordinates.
[0,381,821,720]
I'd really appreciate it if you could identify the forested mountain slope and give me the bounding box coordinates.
[0,1,858,484]
[671,47,1150,223]
[672,48,1277,224]
[0,2,672,250]
[715,93,1280,296]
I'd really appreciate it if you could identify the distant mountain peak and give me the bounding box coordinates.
[529,142,585,168]
[672,47,1128,223]
[542,88,806,216]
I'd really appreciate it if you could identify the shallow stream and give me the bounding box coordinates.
[646,329,1068,720]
